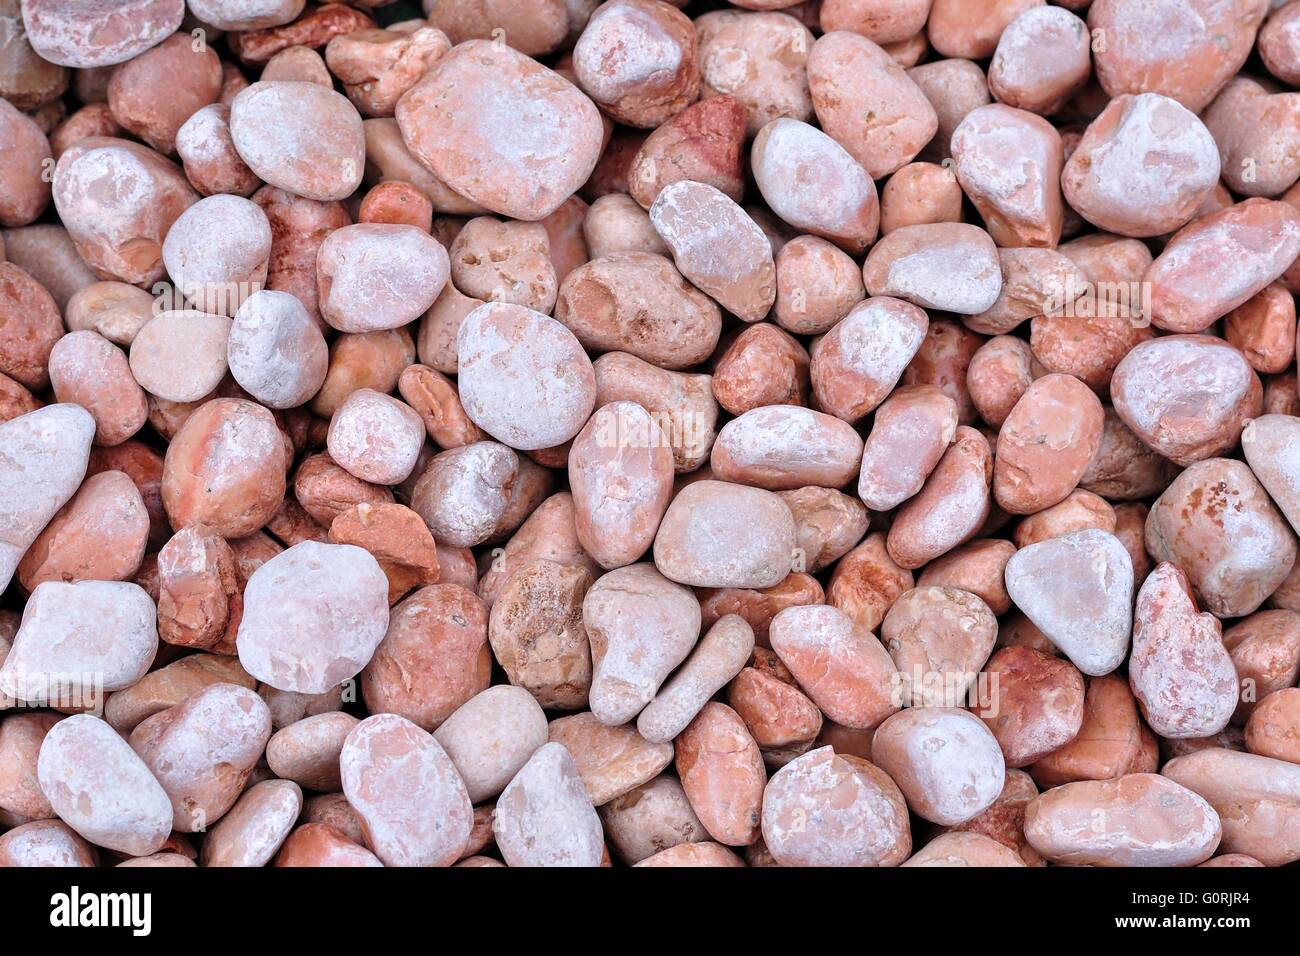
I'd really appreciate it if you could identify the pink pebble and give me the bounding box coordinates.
[175,103,262,198]
[1130,563,1239,739]
[395,41,605,221]
[653,480,797,589]
[0,580,157,701]
[751,118,880,254]
[316,223,450,333]
[872,707,1006,825]
[761,745,911,867]
[0,819,98,867]
[0,404,95,592]
[810,296,930,423]
[129,310,232,403]
[187,0,305,31]
[340,713,473,867]
[267,712,359,791]
[36,714,172,856]
[229,81,366,202]
[327,389,425,486]
[162,194,271,316]
[493,742,605,867]
[227,289,328,409]
[584,562,701,726]
[411,441,519,548]
[711,405,864,491]
[52,137,198,286]
[200,778,303,867]
[568,401,675,570]
[236,540,390,694]
[21,0,184,68]
[47,330,148,446]
[129,682,272,832]
[457,302,597,451]
[1004,529,1134,676]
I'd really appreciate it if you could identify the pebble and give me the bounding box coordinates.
[200,778,302,867]
[599,775,706,864]
[751,118,879,254]
[1,580,157,701]
[872,707,1006,825]
[549,711,673,806]
[17,469,148,589]
[1024,773,1221,867]
[881,585,998,708]
[327,389,425,486]
[21,0,184,68]
[1061,93,1219,238]
[638,615,755,744]
[266,712,358,792]
[863,223,1001,314]
[160,397,285,537]
[395,41,604,221]
[1163,749,1300,866]
[584,562,700,725]
[0,406,96,593]
[1145,458,1297,618]
[227,290,328,409]
[237,540,389,694]
[360,584,490,731]
[674,702,765,845]
[1112,334,1262,466]
[52,137,198,286]
[1242,414,1300,536]
[493,742,604,867]
[48,331,147,446]
[811,297,929,423]
[761,746,911,866]
[411,441,519,547]
[993,373,1104,515]
[36,714,172,856]
[275,823,383,868]
[770,604,899,730]
[433,685,548,803]
[0,819,97,867]
[129,682,271,832]
[457,303,596,451]
[1004,529,1134,676]
[650,181,775,323]
[316,223,449,333]
[229,81,365,202]
[340,713,473,867]
[568,401,674,569]
[653,480,796,589]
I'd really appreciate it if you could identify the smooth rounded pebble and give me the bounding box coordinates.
[457,302,597,452]
[433,685,548,804]
[229,81,365,202]
[1004,529,1134,676]
[761,746,911,867]
[340,713,473,868]
[36,715,172,857]
[653,480,796,589]
[236,541,390,694]
[493,742,605,867]
[872,708,1007,826]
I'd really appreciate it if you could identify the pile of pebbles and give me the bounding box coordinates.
[0,0,1298,868]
